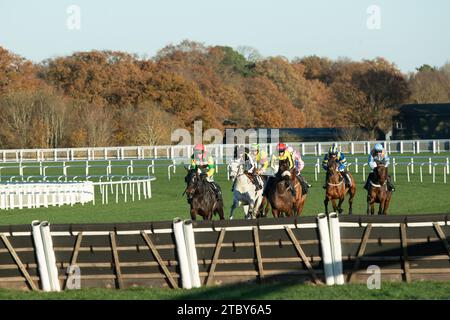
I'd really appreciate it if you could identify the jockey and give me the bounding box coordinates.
[322,143,351,188]
[270,143,296,196]
[287,145,310,194]
[190,143,222,199]
[243,143,268,190]
[364,143,395,191]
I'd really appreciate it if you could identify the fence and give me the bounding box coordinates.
[0,213,449,291]
[1,139,450,163]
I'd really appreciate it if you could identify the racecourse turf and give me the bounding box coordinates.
[0,154,449,300]
[1,281,450,300]
[0,153,449,225]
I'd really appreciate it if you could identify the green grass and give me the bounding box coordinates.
[0,156,449,225]
[1,281,450,300]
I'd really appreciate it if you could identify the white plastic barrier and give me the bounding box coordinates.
[173,218,192,289]
[0,182,94,210]
[31,220,51,292]
[328,213,344,285]
[317,213,335,285]
[183,220,201,288]
[31,220,60,291]
[40,222,60,291]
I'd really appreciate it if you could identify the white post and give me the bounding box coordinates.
[444,167,447,184]
[355,158,359,173]
[183,220,201,288]
[411,158,414,174]
[429,158,432,175]
[328,213,344,285]
[393,159,397,182]
[400,141,404,154]
[420,165,423,183]
[317,214,335,286]
[351,142,354,155]
[173,219,192,289]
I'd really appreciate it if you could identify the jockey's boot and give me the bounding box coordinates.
[341,172,350,188]
[364,173,374,191]
[210,182,222,201]
[387,176,395,192]
[297,175,309,195]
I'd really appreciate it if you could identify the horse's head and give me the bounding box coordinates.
[327,156,339,174]
[229,160,243,180]
[278,158,291,173]
[374,160,388,184]
[184,169,201,197]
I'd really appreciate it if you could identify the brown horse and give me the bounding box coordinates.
[267,158,306,218]
[324,157,356,215]
[367,161,392,215]
[184,168,225,220]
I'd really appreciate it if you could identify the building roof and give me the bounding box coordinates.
[398,103,450,116]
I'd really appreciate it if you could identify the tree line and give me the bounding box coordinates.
[0,40,449,149]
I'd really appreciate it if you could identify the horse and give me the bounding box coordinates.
[367,160,393,215]
[229,160,264,219]
[266,158,306,218]
[324,157,356,215]
[184,167,225,220]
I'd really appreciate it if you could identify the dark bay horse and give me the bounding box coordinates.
[324,157,356,215]
[267,158,306,218]
[367,161,392,215]
[184,168,224,220]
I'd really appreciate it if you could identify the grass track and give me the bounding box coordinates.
[0,154,449,225]
[0,281,450,300]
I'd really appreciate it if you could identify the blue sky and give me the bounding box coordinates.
[0,0,449,72]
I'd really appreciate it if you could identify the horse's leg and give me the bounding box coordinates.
[370,199,375,215]
[254,192,263,218]
[331,199,338,213]
[217,206,225,220]
[348,186,355,215]
[383,195,392,215]
[378,196,385,215]
[264,198,270,217]
[366,194,371,215]
[324,197,329,215]
[243,205,250,219]
[190,207,196,221]
[230,198,238,220]
[337,196,344,214]
[272,207,279,218]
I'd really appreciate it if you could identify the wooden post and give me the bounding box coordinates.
[348,224,372,283]
[141,231,178,289]
[110,232,124,289]
[400,224,411,283]
[253,227,264,281]
[285,227,320,285]
[206,229,226,286]
[0,234,38,291]
[433,223,450,257]
[64,232,83,290]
